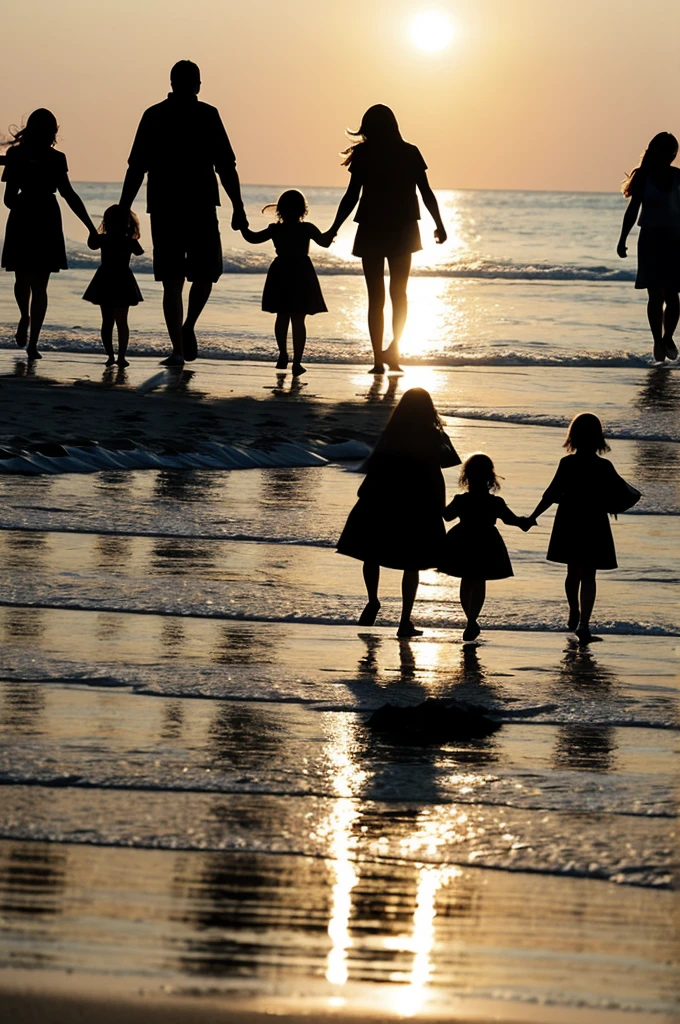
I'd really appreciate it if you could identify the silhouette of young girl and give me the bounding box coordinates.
[1,109,98,359]
[83,205,144,367]
[438,453,533,642]
[337,387,460,637]
[327,105,447,374]
[617,132,680,363]
[529,413,640,643]
[241,190,332,376]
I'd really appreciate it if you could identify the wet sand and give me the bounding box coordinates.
[0,353,678,1023]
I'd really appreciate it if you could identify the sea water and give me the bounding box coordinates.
[0,187,678,1015]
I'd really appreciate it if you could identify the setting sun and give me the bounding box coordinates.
[410,10,455,52]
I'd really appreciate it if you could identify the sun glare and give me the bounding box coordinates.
[410,11,455,53]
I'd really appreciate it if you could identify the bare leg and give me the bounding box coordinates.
[359,562,381,625]
[647,287,665,361]
[100,307,115,364]
[26,272,50,356]
[578,568,597,633]
[182,279,212,361]
[460,578,486,640]
[565,566,581,631]
[162,279,185,363]
[13,273,30,347]
[274,313,290,368]
[397,570,421,637]
[662,289,679,358]
[113,307,130,366]
[291,314,307,373]
[384,252,412,369]
[362,255,386,372]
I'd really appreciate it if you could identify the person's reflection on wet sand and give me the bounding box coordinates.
[0,843,67,924]
[364,373,400,405]
[551,640,617,772]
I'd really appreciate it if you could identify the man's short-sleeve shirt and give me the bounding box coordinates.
[127,94,236,213]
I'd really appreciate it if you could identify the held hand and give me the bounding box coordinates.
[87,230,100,250]
[617,239,628,259]
[434,225,447,244]
[231,207,248,232]
[520,517,537,532]
[319,230,336,248]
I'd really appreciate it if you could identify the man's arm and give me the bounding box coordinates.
[119,111,150,211]
[213,111,247,230]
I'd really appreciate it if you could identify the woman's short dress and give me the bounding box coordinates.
[83,237,144,306]
[438,493,514,580]
[262,222,327,314]
[1,146,68,273]
[337,433,460,571]
[635,169,680,291]
[540,454,629,570]
[348,141,427,259]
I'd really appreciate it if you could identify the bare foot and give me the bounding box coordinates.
[275,354,288,370]
[26,347,42,360]
[567,608,579,631]
[105,355,115,367]
[663,337,678,360]
[462,621,481,642]
[160,355,185,367]
[397,621,423,638]
[182,324,198,362]
[382,345,403,372]
[117,358,130,368]
[358,600,381,626]
[369,364,385,375]
[291,363,306,376]
[653,342,666,364]
[15,318,29,348]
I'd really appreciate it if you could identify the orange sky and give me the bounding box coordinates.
[1,0,679,191]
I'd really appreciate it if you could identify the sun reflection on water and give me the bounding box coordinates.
[322,715,366,987]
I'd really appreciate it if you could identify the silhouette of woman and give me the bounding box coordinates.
[528,413,640,644]
[617,132,680,363]
[1,109,98,359]
[438,453,533,642]
[327,105,447,374]
[241,190,332,376]
[337,387,460,637]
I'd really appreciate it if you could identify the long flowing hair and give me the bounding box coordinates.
[622,132,678,197]
[564,413,610,454]
[341,104,403,168]
[370,388,444,463]
[7,108,59,150]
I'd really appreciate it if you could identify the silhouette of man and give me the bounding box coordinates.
[120,60,247,365]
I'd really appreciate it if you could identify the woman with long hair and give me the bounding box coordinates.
[327,105,447,374]
[337,387,460,637]
[1,109,98,358]
[617,132,680,363]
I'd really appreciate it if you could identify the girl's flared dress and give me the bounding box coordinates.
[1,146,68,273]
[438,492,515,580]
[337,433,460,571]
[83,237,144,307]
[262,222,327,314]
[540,453,626,569]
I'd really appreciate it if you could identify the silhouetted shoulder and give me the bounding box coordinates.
[2,146,67,189]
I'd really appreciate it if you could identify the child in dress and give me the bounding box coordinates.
[83,205,144,367]
[528,414,640,643]
[438,453,532,642]
[241,190,332,376]
[337,387,460,638]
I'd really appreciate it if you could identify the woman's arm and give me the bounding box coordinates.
[57,173,98,243]
[328,177,362,236]
[416,169,447,243]
[3,181,18,210]
[617,192,642,258]
[241,225,273,244]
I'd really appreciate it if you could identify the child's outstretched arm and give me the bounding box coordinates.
[308,224,333,248]
[241,225,273,244]
[497,502,535,532]
[443,495,460,522]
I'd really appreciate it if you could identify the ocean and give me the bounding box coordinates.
[0,186,678,1020]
